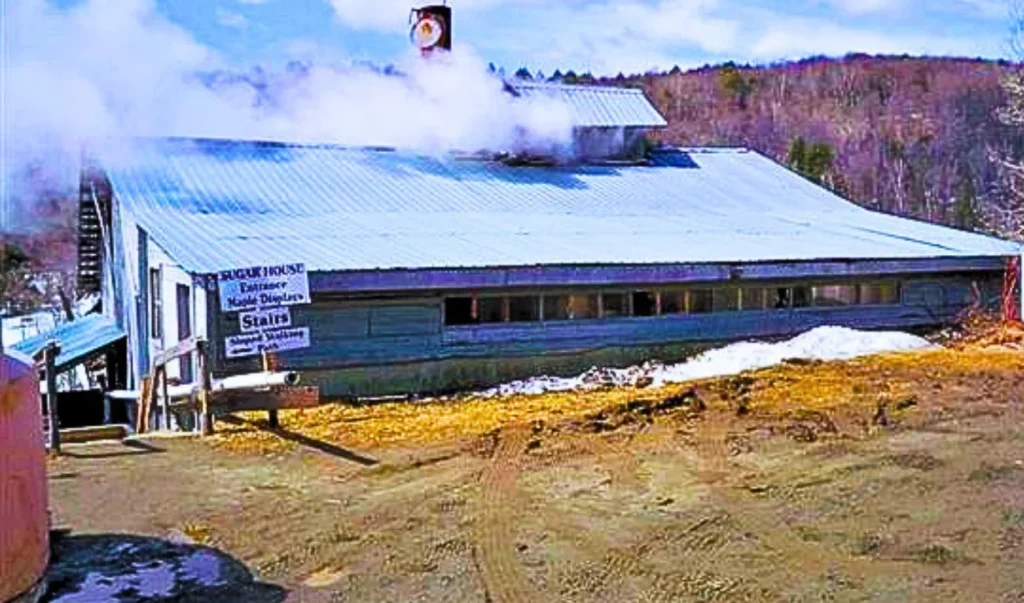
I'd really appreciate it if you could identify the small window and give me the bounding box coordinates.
[633,291,657,317]
[149,268,163,339]
[860,283,901,305]
[445,297,476,326]
[813,285,858,307]
[478,297,505,323]
[508,296,540,322]
[690,289,714,314]
[772,288,791,309]
[741,288,767,311]
[712,288,740,312]
[661,290,686,315]
[602,292,629,318]
[544,294,599,321]
[792,286,812,308]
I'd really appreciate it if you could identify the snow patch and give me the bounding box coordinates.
[478,327,934,398]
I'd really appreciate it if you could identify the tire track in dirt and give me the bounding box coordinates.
[682,411,874,599]
[474,425,535,603]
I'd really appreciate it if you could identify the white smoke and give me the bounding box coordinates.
[1,0,575,229]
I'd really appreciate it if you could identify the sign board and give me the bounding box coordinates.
[239,307,292,334]
[218,263,310,313]
[225,327,311,359]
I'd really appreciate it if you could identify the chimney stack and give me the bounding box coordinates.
[410,4,452,56]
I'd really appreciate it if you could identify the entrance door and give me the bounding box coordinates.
[176,284,193,383]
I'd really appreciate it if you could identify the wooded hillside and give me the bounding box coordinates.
[591,56,1024,234]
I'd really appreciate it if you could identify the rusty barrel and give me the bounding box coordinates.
[0,351,49,602]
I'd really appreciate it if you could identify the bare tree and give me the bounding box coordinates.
[989,0,1024,240]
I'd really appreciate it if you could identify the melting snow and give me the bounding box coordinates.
[478,327,934,398]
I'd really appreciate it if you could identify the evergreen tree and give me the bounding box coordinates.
[514,67,533,80]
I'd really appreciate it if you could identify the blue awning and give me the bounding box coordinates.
[12,315,125,370]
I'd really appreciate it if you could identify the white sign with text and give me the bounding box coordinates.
[218,263,311,313]
[225,327,311,359]
[239,307,293,334]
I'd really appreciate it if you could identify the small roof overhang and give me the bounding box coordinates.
[11,314,125,371]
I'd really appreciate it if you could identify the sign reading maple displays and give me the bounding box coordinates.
[218,263,310,313]
[225,327,311,360]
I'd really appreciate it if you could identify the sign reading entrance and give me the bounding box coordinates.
[239,307,292,334]
[225,327,311,359]
[218,263,311,313]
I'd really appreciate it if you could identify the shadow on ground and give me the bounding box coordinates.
[42,532,286,602]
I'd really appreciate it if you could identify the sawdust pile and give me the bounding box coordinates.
[208,346,1024,456]
[943,312,1024,350]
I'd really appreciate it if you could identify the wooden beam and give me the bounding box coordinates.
[308,256,1009,294]
[210,387,320,415]
[152,336,201,368]
[197,339,213,436]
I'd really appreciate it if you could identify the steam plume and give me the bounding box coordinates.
[1,0,574,230]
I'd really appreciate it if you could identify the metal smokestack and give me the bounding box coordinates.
[410,4,452,56]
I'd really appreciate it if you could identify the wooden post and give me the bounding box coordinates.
[43,342,61,454]
[262,351,279,429]
[160,366,170,431]
[136,377,152,434]
[197,339,213,436]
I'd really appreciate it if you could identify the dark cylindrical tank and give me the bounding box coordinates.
[0,351,49,602]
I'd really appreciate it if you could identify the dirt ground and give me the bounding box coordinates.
[46,347,1024,602]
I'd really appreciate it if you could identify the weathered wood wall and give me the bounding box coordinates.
[208,271,1003,398]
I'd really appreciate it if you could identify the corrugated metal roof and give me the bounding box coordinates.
[509,82,668,128]
[12,314,125,370]
[105,138,1020,276]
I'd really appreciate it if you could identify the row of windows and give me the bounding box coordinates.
[443,282,901,326]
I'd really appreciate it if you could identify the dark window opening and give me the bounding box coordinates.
[713,288,740,312]
[633,292,657,317]
[860,282,901,305]
[478,297,505,323]
[773,288,791,309]
[149,268,162,339]
[445,297,476,325]
[661,291,686,314]
[509,296,540,322]
[602,293,629,318]
[813,285,858,307]
[690,289,713,314]
[176,284,192,383]
[792,286,812,308]
[544,294,599,321]
[741,288,766,311]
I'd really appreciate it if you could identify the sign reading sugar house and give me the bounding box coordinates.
[225,327,312,359]
[218,263,311,313]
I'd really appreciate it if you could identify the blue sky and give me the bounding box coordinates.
[139,0,1016,75]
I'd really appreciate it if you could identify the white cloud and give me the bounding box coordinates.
[326,0,548,31]
[216,8,248,29]
[446,0,1002,74]
[826,0,907,15]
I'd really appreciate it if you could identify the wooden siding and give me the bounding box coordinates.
[309,257,1009,294]
[207,272,1003,397]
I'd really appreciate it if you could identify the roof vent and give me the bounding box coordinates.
[410,4,452,56]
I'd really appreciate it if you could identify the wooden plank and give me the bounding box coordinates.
[136,377,152,434]
[152,336,201,368]
[211,387,320,415]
